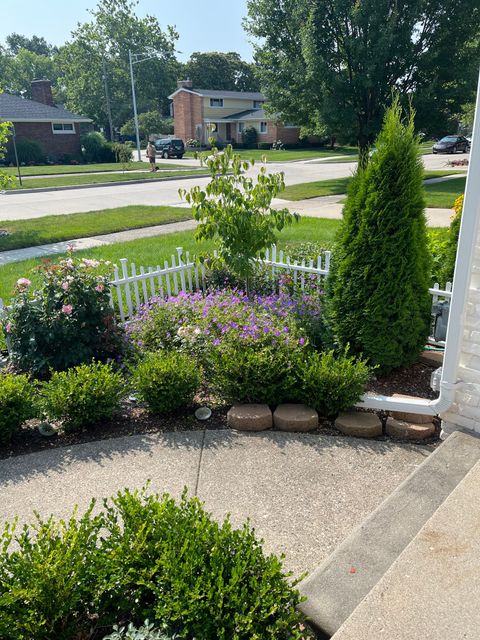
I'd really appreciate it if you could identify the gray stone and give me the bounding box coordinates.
[390,393,436,424]
[386,417,436,440]
[273,404,318,432]
[227,404,272,431]
[335,412,382,438]
[298,431,480,638]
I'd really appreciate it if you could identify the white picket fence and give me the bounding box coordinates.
[109,246,332,321]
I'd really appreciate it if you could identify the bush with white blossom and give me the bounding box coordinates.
[3,249,125,375]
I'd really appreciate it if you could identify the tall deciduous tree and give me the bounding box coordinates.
[326,98,431,372]
[57,0,180,132]
[183,52,259,92]
[245,0,480,162]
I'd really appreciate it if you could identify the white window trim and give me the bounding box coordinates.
[259,121,268,134]
[238,122,245,134]
[209,98,224,108]
[52,122,76,134]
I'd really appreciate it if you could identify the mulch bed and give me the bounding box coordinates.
[1,361,440,460]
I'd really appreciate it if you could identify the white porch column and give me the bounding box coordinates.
[440,70,480,437]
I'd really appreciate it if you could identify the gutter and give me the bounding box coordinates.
[356,68,480,418]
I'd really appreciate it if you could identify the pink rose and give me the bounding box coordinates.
[62,304,73,315]
[61,281,70,291]
[5,322,12,333]
[16,278,31,288]
[95,283,104,293]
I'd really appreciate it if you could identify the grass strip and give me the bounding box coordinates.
[0,206,192,252]
[2,161,188,176]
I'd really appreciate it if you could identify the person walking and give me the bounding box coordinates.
[146,141,157,171]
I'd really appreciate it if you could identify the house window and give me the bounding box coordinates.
[209,98,224,107]
[52,122,75,134]
[260,121,268,133]
[283,122,297,128]
[253,100,264,109]
[238,122,245,134]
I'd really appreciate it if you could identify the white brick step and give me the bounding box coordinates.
[332,448,480,640]
[298,431,480,638]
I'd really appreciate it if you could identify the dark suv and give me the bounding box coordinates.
[154,138,185,159]
[432,135,470,154]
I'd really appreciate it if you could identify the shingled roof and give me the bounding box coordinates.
[0,93,91,123]
[168,87,265,101]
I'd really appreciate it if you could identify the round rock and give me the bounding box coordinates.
[390,393,435,424]
[335,412,382,438]
[227,404,272,431]
[386,418,435,440]
[273,404,318,432]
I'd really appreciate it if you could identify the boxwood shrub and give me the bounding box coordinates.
[0,372,37,446]
[38,361,125,431]
[131,351,201,413]
[0,488,309,640]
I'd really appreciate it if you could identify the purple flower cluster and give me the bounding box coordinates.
[127,287,322,355]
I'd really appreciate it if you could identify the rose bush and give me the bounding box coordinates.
[3,250,125,375]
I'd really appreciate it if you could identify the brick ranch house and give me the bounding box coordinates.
[169,80,301,146]
[0,79,92,161]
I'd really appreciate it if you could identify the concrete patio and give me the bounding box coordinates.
[0,429,429,577]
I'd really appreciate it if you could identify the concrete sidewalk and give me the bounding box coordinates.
[0,429,428,576]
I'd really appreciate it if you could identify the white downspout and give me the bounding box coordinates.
[356,69,480,417]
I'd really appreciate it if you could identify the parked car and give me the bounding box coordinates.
[432,135,470,154]
[154,138,185,159]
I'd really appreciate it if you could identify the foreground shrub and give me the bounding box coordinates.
[39,361,125,431]
[6,138,46,164]
[131,351,201,413]
[4,250,125,375]
[0,488,308,640]
[104,621,176,639]
[327,97,431,373]
[298,349,371,418]
[0,373,37,445]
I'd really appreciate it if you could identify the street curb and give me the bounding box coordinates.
[4,171,210,195]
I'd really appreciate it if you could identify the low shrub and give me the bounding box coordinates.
[241,125,258,148]
[4,251,125,375]
[39,361,125,431]
[298,349,371,418]
[131,351,201,413]
[6,138,46,164]
[81,131,116,163]
[0,488,308,640]
[0,373,37,445]
[207,337,300,405]
[103,621,176,640]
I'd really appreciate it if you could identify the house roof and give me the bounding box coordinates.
[0,93,92,123]
[220,108,266,121]
[168,87,265,101]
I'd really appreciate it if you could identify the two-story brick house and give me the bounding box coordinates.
[169,80,300,146]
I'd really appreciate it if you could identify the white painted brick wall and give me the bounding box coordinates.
[440,244,480,435]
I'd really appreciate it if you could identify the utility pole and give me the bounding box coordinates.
[102,56,114,141]
[128,49,142,162]
[11,125,22,186]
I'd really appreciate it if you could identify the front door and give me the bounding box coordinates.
[226,123,231,142]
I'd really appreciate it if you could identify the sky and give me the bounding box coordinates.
[0,0,254,61]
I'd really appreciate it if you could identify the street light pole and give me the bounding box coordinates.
[128,49,142,162]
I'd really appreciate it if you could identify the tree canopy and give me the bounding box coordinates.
[183,52,259,92]
[245,0,480,158]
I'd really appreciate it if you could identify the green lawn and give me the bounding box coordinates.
[280,171,466,202]
[187,147,358,162]
[423,176,466,208]
[0,217,341,302]
[0,217,449,304]
[2,161,179,176]
[11,168,209,190]
[0,206,192,252]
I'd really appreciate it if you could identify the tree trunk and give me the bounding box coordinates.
[357,133,370,169]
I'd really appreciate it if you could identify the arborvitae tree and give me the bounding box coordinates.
[327,98,431,373]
